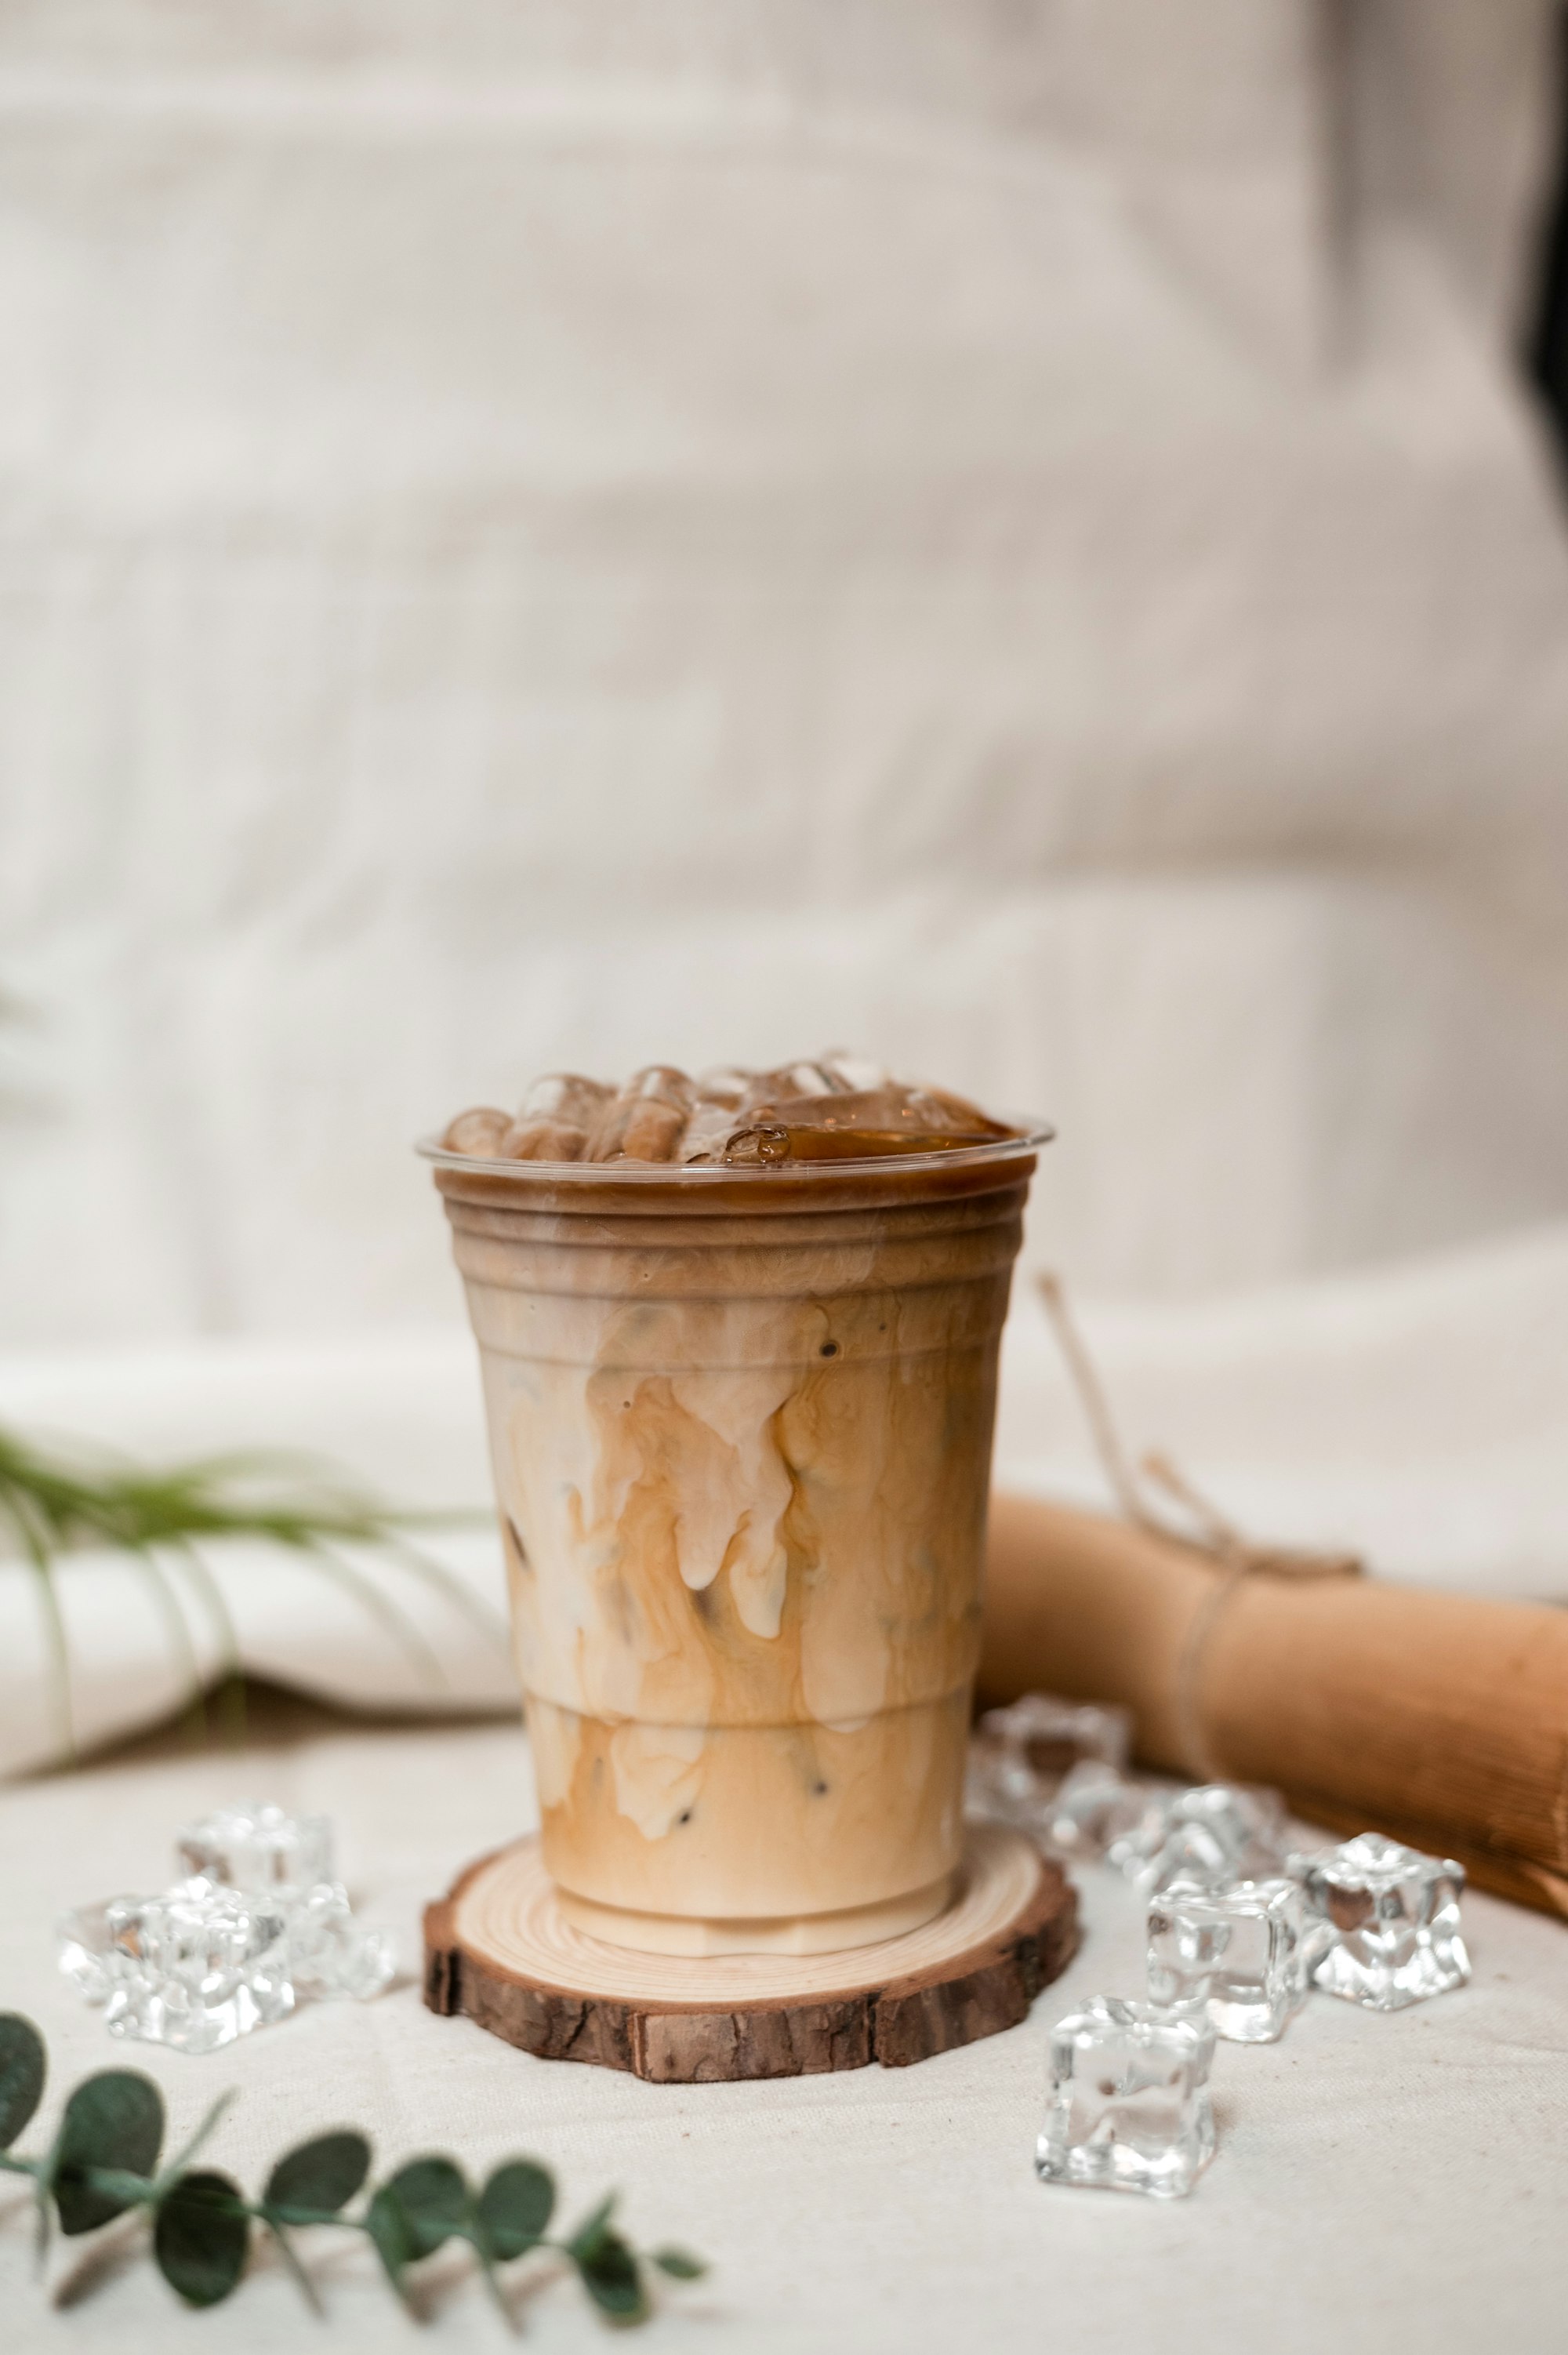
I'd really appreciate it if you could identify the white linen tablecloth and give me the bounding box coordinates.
[3,1227,1566,2348]
[2,1706,1565,2355]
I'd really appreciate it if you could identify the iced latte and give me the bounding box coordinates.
[426,1057,1046,1956]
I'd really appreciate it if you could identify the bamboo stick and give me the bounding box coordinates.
[979,1492,1568,1919]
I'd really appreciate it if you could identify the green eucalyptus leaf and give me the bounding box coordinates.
[153,2171,250,2308]
[574,2227,646,2325]
[264,2131,371,2219]
[0,2014,45,2149]
[53,2071,164,2234]
[477,2160,554,2261]
[566,2190,616,2258]
[652,2246,706,2280]
[382,2156,470,2260]
[365,2182,413,2288]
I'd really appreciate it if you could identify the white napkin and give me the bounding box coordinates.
[0,1331,514,1778]
[0,1524,514,1781]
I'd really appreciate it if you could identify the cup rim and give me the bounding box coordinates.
[416,1114,1053,1185]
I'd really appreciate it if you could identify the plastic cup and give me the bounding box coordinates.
[423,1126,1047,1955]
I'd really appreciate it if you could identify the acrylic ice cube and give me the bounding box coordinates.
[1036,1995,1217,2199]
[285,1881,396,2001]
[978,1693,1131,1781]
[1039,1761,1161,1863]
[967,1695,1135,1848]
[1131,1783,1288,1894]
[1148,1875,1306,2042]
[56,1898,143,2006]
[94,1876,294,2055]
[1296,1833,1469,2011]
[60,1801,397,2052]
[178,1801,334,1901]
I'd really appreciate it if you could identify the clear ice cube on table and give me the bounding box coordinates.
[964,1730,1039,1826]
[1092,1783,1185,1873]
[1147,1876,1308,2042]
[1036,1996,1217,2199]
[1131,1783,1288,1894]
[96,1877,294,2055]
[60,1803,395,2048]
[285,1881,397,2001]
[1295,1833,1470,2011]
[56,1898,145,2004]
[967,1695,1136,1847]
[178,1801,334,1901]
[978,1694,1132,1783]
[1040,1761,1160,1863]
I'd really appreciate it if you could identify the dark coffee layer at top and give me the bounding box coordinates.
[441,1055,1018,1168]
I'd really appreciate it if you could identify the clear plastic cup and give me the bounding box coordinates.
[422,1125,1048,1955]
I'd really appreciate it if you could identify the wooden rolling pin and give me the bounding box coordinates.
[979,1492,1568,1919]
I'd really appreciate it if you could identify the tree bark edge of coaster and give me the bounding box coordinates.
[422,1823,1080,2082]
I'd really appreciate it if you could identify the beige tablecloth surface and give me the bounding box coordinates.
[2,1701,1565,2355]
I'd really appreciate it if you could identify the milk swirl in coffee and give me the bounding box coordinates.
[429,1059,1040,1956]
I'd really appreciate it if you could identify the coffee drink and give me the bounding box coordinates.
[427,1057,1045,1955]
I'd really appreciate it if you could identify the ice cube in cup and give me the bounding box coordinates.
[744,1060,851,1101]
[500,1072,612,1162]
[680,1076,754,1164]
[736,1082,1008,1163]
[818,1051,889,1092]
[1036,1995,1217,2199]
[588,1066,694,1162]
[441,1107,512,1157]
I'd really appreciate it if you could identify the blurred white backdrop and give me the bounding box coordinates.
[4,0,1568,1345]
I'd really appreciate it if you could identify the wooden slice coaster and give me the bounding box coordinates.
[423,1822,1078,2084]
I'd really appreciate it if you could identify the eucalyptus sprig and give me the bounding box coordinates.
[0,2013,703,2324]
[0,1428,505,1756]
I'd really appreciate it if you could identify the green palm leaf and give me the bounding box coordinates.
[0,1429,506,1761]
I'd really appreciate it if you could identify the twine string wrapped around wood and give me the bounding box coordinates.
[1036,1274,1363,1781]
[981,1285,1568,1914]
